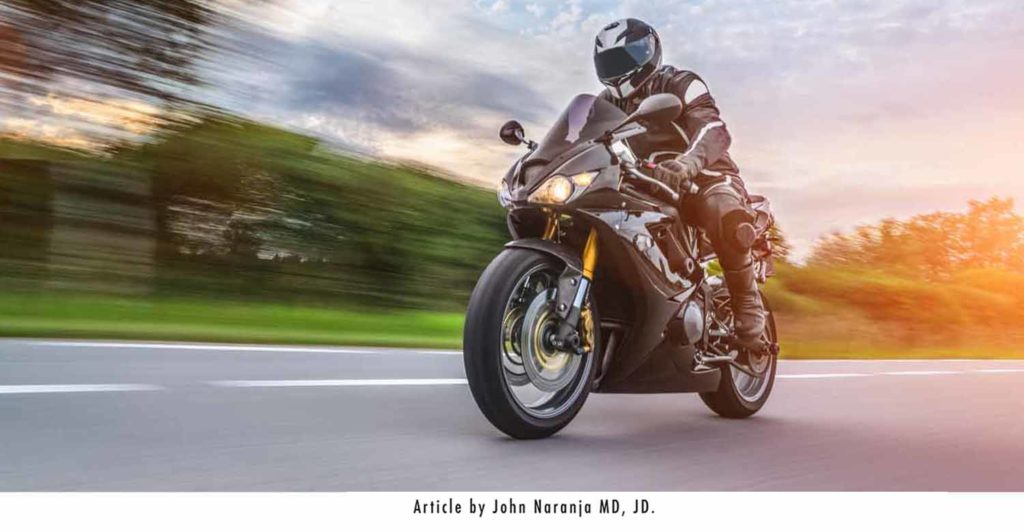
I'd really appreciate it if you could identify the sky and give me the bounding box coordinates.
[9,0,1024,258]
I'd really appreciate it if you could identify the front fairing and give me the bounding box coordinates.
[502,94,629,207]
[505,143,620,205]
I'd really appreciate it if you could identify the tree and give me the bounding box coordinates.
[808,197,1024,278]
[0,1,216,104]
[766,224,793,264]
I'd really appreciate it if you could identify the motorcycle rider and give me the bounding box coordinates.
[593,18,766,351]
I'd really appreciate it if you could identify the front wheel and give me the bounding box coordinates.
[463,248,599,439]
[700,292,778,418]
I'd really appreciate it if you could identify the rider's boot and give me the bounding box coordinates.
[723,262,766,352]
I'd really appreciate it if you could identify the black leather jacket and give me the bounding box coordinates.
[599,65,740,180]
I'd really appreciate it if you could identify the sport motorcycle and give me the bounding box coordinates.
[463,92,779,439]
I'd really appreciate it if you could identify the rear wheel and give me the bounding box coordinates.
[463,248,599,439]
[700,292,778,418]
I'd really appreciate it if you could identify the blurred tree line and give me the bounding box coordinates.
[0,120,507,310]
[767,198,1024,347]
[809,198,1024,279]
[140,114,508,309]
[1,0,222,139]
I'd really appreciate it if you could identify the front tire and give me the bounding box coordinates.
[463,248,598,439]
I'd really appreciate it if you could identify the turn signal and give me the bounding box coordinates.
[570,171,597,187]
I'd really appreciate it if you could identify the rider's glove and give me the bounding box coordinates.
[653,155,702,192]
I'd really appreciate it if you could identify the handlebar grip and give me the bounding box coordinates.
[622,162,703,200]
[625,167,680,203]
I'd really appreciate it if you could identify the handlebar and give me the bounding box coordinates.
[620,161,699,203]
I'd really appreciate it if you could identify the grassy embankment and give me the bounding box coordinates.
[0,294,464,349]
[4,265,1024,358]
[765,265,1024,359]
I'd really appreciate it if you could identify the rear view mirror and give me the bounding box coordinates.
[499,120,526,146]
[606,93,683,137]
[634,93,682,125]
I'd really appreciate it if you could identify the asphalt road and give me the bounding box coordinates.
[1,339,1023,491]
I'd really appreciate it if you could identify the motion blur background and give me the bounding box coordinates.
[1,0,1023,356]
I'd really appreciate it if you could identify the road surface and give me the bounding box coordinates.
[1,339,1023,491]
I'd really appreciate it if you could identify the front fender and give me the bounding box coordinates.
[505,239,585,325]
[504,238,582,274]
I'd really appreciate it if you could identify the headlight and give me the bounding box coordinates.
[528,175,573,204]
[527,171,598,205]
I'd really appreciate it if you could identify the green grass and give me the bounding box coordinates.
[3,293,1023,359]
[0,294,464,349]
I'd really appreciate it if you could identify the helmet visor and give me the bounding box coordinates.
[595,39,655,82]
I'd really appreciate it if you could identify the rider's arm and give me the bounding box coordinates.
[669,73,731,171]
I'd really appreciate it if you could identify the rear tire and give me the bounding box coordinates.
[463,248,598,439]
[700,292,778,418]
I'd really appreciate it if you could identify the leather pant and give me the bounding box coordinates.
[681,175,754,271]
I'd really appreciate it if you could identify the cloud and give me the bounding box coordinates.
[2,117,100,151]
[549,1,585,33]
[208,0,582,178]
[525,3,545,17]
[28,93,165,136]
[0,90,179,151]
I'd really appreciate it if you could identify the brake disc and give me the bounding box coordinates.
[501,306,530,386]
[519,289,581,393]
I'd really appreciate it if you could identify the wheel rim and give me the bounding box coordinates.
[499,264,594,419]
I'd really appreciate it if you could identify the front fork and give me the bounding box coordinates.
[545,214,598,354]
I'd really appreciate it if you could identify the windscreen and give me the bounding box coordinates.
[526,94,626,164]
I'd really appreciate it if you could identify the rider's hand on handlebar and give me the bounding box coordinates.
[653,156,701,192]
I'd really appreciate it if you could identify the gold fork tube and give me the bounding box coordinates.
[542,214,557,240]
[582,227,599,280]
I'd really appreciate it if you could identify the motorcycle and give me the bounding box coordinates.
[463,92,779,439]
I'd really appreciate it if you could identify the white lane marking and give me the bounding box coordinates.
[10,341,460,356]
[781,358,1024,363]
[2,369,1020,395]
[221,372,1011,387]
[777,373,869,380]
[209,378,468,388]
[0,384,163,394]
[882,370,961,376]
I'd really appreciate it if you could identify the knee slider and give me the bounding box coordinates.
[723,209,756,251]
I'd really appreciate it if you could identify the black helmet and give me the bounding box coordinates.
[594,18,662,100]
